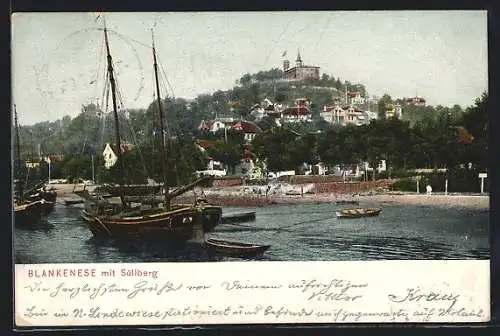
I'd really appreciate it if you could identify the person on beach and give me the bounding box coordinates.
[426,185,432,196]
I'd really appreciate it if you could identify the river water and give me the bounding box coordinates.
[14,201,489,263]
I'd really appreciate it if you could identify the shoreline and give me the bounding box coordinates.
[49,184,490,211]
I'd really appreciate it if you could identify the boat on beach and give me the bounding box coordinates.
[203,238,271,258]
[79,22,222,241]
[336,208,382,219]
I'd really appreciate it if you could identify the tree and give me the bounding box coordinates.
[377,94,392,119]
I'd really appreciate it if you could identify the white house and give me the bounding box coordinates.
[198,119,230,133]
[321,104,345,125]
[102,143,135,169]
[347,91,365,105]
[231,120,262,142]
[343,106,369,126]
[194,140,226,175]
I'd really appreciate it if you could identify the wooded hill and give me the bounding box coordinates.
[15,68,466,160]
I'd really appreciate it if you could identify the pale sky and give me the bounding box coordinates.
[12,11,488,125]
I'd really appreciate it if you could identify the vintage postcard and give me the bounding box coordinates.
[12,11,490,327]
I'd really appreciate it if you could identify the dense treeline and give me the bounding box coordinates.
[252,92,486,177]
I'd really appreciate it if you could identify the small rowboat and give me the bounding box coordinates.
[336,200,360,205]
[203,238,270,258]
[220,211,256,224]
[336,208,382,219]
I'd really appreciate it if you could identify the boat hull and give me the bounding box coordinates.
[336,208,382,219]
[81,205,221,240]
[28,190,57,213]
[14,200,45,228]
[220,211,256,224]
[204,238,270,258]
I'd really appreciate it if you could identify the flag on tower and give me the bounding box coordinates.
[282,50,287,57]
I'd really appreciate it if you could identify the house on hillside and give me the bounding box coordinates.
[346,91,365,105]
[198,119,231,133]
[343,106,369,126]
[321,104,345,125]
[230,120,262,142]
[403,96,426,106]
[194,139,227,177]
[102,142,135,169]
[250,98,284,123]
[321,104,370,126]
[281,106,312,123]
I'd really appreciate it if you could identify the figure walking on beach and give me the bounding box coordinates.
[426,184,433,196]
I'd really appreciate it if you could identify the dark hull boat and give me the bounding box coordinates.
[336,200,359,205]
[336,208,382,219]
[80,203,222,240]
[28,189,57,213]
[14,200,45,228]
[77,23,222,242]
[220,211,256,224]
[203,238,271,258]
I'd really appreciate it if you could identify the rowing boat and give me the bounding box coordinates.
[336,208,382,219]
[203,238,270,258]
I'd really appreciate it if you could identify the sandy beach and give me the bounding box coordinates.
[48,183,490,211]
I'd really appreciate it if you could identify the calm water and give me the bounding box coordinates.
[14,201,489,263]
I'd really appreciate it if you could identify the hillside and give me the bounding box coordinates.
[14,68,464,159]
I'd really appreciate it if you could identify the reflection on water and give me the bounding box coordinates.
[14,201,489,264]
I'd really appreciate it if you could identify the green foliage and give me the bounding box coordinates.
[14,57,486,191]
[389,178,418,192]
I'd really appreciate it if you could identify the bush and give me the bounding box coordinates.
[389,178,418,192]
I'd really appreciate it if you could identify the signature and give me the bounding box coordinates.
[388,287,460,310]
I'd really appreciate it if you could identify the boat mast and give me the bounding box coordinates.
[103,21,126,208]
[151,30,170,210]
[13,104,23,202]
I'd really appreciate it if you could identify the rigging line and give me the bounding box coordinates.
[100,29,146,103]
[92,33,106,105]
[109,29,152,50]
[112,71,149,177]
[157,56,176,99]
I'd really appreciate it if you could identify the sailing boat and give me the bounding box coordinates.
[79,24,222,240]
[12,105,51,227]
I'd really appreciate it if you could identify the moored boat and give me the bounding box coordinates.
[12,105,54,227]
[14,200,45,228]
[336,208,382,219]
[78,22,222,241]
[336,200,359,205]
[203,238,271,258]
[220,211,256,224]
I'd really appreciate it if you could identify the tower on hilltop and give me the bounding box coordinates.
[282,50,319,82]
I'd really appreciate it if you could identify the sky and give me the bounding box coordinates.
[11,11,488,125]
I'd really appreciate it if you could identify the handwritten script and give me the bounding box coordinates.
[14,261,490,326]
